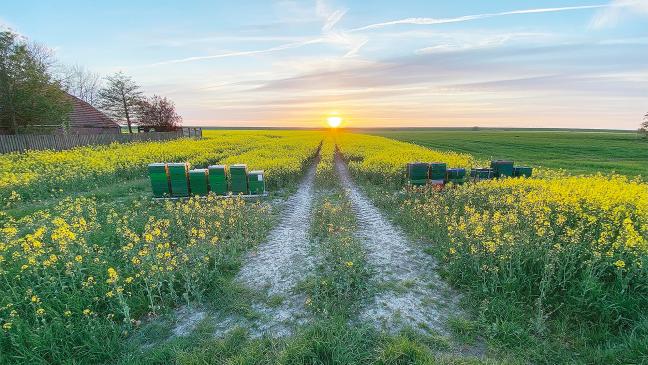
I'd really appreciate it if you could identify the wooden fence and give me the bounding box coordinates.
[0,127,202,154]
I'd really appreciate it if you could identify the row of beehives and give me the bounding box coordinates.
[148,163,265,198]
[406,160,532,186]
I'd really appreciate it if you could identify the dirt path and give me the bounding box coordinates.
[335,155,461,335]
[214,162,318,337]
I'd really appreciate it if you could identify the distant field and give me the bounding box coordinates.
[366,129,647,177]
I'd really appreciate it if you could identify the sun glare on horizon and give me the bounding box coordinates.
[327,116,342,128]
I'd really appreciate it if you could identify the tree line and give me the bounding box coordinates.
[0,30,181,134]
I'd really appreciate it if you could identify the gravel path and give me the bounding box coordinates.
[335,155,461,335]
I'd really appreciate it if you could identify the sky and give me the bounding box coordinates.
[1,0,647,129]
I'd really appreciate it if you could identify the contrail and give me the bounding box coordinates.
[349,4,613,32]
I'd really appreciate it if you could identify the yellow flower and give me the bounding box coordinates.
[2,322,12,331]
[31,295,40,303]
[106,267,119,284]
[614,260,625,269]
[36,308,45,316]
[83,308,92,316]
[75,255,83,263]
[64,310,72,317]
[345,261,354,267]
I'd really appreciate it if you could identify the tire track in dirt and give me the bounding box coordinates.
[335,154,462,335]
[207,161,318,338]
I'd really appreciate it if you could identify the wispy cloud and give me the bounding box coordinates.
[151,38,326,66]
[322,9,348,32]
[415,32,551,54]
[149,35,309,48]
[151,0,363,66]
[350,4,612,32]
[590,0,648,28]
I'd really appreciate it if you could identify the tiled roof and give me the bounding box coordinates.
[67,93,119,129]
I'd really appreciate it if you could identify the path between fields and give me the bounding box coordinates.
[173,162,317,339]
[335,154,461,335]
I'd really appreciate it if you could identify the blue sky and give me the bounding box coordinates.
[2,0,647,128]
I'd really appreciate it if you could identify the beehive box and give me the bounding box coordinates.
[429,162,447,180]
[230,164,249,194]
[148,163,170,198]
[406,162,429,186]
[490,160,514,177]
[470,168,494,181]
[248,170,265,195]
[189,169,209,196]
[446,168,467,184]
[168,162,190,197]
[208,165,228,195]
[513,166,533,178]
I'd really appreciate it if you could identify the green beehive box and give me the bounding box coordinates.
[406,162,429,186]
[230,164,249,194]
[148,163,170,198]
[490,160,514,177]
[446,168,467,184]
[248,170,265,195]
[208,165,228,195]
[470,168,494,181]
[168,162,190,197]
[513,166,533,178]
[429,162,447,180]
[189,169,209,196]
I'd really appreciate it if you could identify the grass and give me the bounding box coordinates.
[365,129,647,177]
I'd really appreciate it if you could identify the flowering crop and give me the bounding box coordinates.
[0,130,323,363]
[369,169,648,335]
[0,130,322,206]
[0,194,273,363]
[315,133,336,188]
[334,133,475,186]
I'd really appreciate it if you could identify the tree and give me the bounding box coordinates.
[138,95,182,129]
[59,64,102,107]
[98,72,143,133]
[0,31,72,134]
[640,113,648,139]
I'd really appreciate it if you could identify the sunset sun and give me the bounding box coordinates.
[327,116,342,128]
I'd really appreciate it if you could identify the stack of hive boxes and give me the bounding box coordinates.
[513,166,533,177]
[230,164,249,195]
[406,162,429,186]
[470,168,495,181]
[446,168,467,184]
[189,168,209,196]
[248,170,265,194]
[168,162,190,197]
[148,163,170,198]
[208,165,228,195]
[490,160,514,178]
[429,162,446,185]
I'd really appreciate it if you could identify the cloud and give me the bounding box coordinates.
[350,4,611,32]
[249,40,647,100]
[590,0,648,27]
[150,38,326,66]
[149,35,309,48]
[415,32,551,54]
[322,9,348,32]
[150,0,364,65]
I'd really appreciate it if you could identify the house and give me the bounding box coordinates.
[63,93,120,134]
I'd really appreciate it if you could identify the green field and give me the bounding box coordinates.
[365,129,647,177]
